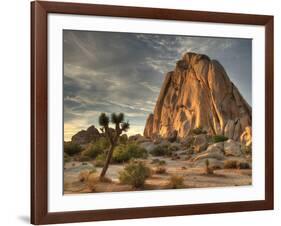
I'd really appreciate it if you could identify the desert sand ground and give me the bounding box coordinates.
[64,153,252,194]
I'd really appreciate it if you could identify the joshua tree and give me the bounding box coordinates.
[98,112,129,180]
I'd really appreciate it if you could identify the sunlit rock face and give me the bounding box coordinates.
[144,52,252,141]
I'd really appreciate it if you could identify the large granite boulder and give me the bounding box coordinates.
[192,143,225,162]
[144,52,251,141]
[224,139,242,157]
[193,134,208,153]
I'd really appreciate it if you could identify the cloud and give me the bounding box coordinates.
[140,82,161,93]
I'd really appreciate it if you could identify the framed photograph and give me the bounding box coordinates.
[31,1,274,224]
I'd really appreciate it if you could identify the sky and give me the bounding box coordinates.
[63,30,252,141]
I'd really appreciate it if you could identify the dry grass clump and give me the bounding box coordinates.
[224,160,238,169]
[168,175,185,189]
[224,160,251,170]
[212,165,222,170]
[87,173,112,191]
[237,161,251,169]
[151,159,166,165]
[154,166,167,174]
[78,168,96,182]
[241,145,252,155]
[87,173,100,191]
[78,170,90,182]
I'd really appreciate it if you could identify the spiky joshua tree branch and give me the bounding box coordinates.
[98,113,129,180]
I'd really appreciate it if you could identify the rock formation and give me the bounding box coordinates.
[71,125,100,145]
[144,52,251,141]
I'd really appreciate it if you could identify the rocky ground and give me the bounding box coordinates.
[64,133,252,194]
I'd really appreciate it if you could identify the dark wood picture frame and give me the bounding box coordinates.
[31,1,274,224]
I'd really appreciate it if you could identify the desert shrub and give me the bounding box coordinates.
[64,142,82,156]
[78,155,91,162]
[154,166,167,174]
[87,173,112,191]
[64,152,71,163]
[191,127,207,135]
[238,162,251,169]
[126,144,148,159]
[118,161,151,188]
[168,175,184,189]
[151,146,166,156]
[169,144,180,152]
[94,153,106,167]
[151,159,167,165]
[182,136,195,148]
[112,144,148,163]
[224,160,238,169]
[119,134,128,145]
[112,145,128,163]
[211,135,228,143]
[82,144,102,158]
[241,145,252,155]
[150,145,172,157]
[82,137,109,158]
[171,153,180,160]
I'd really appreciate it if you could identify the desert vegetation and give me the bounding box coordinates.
[168,175,185,189]
[64,119,252,193]
[64,142,82,156]
[82,137,109,158]
[211,135,228,143]
[63,52,252,194]
[112,144,148,163]
[119,161,151,188]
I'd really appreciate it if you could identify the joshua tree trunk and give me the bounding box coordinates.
[98,112,129,181]
[99,144,115,180]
